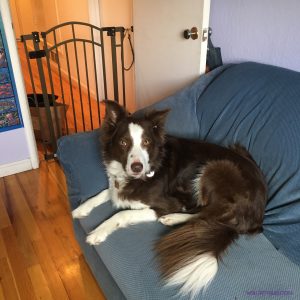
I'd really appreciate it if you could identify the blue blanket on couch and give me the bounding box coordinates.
[58,62,300,299]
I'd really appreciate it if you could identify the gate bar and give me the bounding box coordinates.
[83,41,94,130]
[20,35,48,156]
[111,34,119,102]
[120,29,126,107]
[42,34,62,139]
[50,30,69,135]
[32,31,57,155]
[64,43,78,132]
[100,29,108,100]
[71,24,86,131]
[91,28,101,126]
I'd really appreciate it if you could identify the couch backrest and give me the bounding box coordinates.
[196,63,300,220]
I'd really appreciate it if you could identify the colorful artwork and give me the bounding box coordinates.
[0,16,22,131]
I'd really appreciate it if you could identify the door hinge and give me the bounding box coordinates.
[202,28,208,42]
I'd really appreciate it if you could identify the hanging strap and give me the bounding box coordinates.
[206,27,223,71]
[123,28,135,71]
[207,27,214,52]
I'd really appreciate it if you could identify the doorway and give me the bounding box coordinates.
[9,0,135,159]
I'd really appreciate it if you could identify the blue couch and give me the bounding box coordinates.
[57,62,300,299]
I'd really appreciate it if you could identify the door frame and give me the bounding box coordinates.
[88,0,105,101]
[199,0,211,75]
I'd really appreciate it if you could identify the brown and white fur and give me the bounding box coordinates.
[72,100,267,298]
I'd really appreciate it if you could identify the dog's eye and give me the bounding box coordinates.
[119,139,127,147]
[142,138,151,146]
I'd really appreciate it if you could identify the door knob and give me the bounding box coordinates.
[183,27,199,40]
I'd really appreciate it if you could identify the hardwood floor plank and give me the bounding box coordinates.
[4,209,39,268]
[0,257,20,300]
[0,282,6,300]
[58,260,88,300]
[78,255,107,300]
[3,175,42,242]
[17,163,70,221]
[47,160,68,200]
[31,222,84,299]
[0,178,11,229]
[0,226,36,300]
[0,233,7,259]
[31,239,70,300]
[2,176,40,268]
[27,264,54,300]
[1,227,37,300]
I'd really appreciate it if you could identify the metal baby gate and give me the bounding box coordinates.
[21,21,133,159]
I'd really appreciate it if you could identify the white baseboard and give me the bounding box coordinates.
[0,159,33,177]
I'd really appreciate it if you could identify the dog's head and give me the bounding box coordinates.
[101,100,169,180]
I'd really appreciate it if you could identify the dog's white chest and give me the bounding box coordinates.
[106,160,149,210]
[108,176,148,210]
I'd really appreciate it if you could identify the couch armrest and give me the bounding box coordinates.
[57,129,108,210]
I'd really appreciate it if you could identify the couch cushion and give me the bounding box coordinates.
[57,129,108,210]
[79,201,300,300]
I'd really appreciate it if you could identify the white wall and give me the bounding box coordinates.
[9,0,90,35]
[0,0,38,177]
[209,0,300,72]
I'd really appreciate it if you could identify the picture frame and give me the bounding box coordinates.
[0,13,23,132]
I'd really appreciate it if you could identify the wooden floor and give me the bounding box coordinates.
[0,161,106,300]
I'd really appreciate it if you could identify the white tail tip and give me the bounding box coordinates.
[165,253,218,299]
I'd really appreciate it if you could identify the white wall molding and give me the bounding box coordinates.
[0,159,33,178]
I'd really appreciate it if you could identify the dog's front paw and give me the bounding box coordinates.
[86,222,118,245]
[72,205,92,219]
[159,213,191,226]
[86,230,108,245]
[159,214,178,226]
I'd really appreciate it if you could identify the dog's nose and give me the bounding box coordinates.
[131,162,143,173]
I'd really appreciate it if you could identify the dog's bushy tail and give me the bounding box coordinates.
[155,219,238,298]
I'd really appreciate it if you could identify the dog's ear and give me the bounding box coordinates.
[102,100,128,127]
[146,108,170,130]
[146,109,170,143]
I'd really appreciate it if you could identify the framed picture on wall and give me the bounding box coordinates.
[0,14,23,132]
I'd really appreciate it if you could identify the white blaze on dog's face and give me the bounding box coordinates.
[126,123,151,179]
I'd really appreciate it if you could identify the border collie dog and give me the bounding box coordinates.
[72,100,267,297]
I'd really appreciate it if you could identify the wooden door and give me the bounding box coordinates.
[133,0,210,108]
